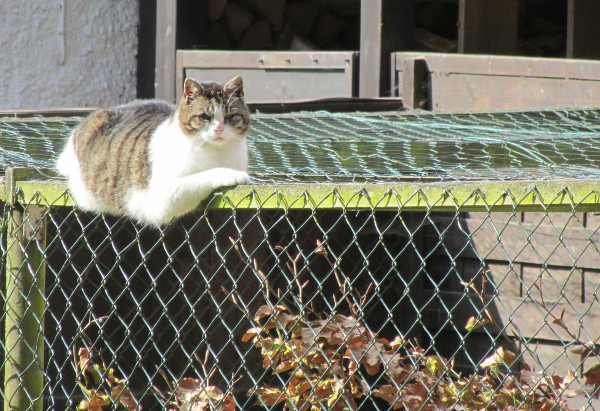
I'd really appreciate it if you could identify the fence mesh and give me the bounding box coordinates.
[0,108,599,410]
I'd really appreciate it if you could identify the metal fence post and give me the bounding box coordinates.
[4,168,47,411]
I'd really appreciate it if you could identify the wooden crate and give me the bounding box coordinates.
[176,50,357,103]
[393,52,600,110]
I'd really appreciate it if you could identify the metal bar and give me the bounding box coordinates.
[14,178,600,213]
[3,188,47,411]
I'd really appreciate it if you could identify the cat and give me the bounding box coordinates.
[56,75,250,227]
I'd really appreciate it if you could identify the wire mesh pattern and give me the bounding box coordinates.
[1,191,599,410]
[0,109,599,410]
[1,108,600,182]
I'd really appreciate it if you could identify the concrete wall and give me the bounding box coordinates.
[0,0,139,110]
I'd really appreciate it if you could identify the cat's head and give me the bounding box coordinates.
[177,76,250,145]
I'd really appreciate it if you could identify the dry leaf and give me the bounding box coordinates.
[389,336,404,350]
[481,347,517,370]
[241,327,261,343]
[583,363,600,397]
[572,343,600,360]
[465,316,491,331]
[253,387,286,406]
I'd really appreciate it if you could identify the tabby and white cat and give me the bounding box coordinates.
[57,76,250,227]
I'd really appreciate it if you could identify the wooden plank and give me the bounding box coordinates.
[423,290,599,342]
[584,268,600,305]
[359,0,383,98]
[430,74,600,111]
[360,0,414,98]
[185,67,352,103]
[178,50,357,70]
[176,50,357,102]
[401,58,430,110]
[521,265,584,304]
[3,199,47,411]
[393,52,600,106]
[522,211,588,229]
[155,0,177,102]
[248,98,403,114]
[463,212,600,269]
[486,261,522,299]
[458,0,518,55]
[394,52,600,81]
[567,0,600,59]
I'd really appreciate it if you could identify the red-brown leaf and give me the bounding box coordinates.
[373,385,403,409]
[241,327,261,343]
[253,387,286,406]
[583,363,600,397]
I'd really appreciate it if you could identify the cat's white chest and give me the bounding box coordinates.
[148,120,247,179]
[123,118,249,225]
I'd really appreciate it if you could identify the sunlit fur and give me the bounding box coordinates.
[57,76,250,226]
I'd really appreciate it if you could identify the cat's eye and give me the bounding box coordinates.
[196,114,212,121]
[190,114,211,128]
[226,114,242,122]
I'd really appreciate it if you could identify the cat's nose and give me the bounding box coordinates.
[213,121,224,135]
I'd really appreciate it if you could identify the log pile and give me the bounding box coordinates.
[414,0,567,57]
[207,0,360,50]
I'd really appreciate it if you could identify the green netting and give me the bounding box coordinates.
[0,108,599,182]
[1,108,599,409]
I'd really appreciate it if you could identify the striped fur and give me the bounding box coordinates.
[73,100,173,211]
[57,76,250,226]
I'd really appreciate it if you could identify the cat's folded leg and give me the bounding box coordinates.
[127,167,250,226]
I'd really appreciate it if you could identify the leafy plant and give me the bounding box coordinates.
[73,238,598,410]
[154,351,237,411]
[234,240,599,410]
[74,347,138,411]
[73,316,139,411]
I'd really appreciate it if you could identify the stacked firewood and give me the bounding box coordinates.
[207,0,360,50]
[414,0,567,56]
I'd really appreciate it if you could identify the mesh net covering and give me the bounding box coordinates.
[0,107,599,182]
[0,108,599,410]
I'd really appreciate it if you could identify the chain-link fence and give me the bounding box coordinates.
[1,109,599,410]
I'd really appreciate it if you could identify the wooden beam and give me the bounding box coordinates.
[359,0,414,98]
[359,0,382,98]
[401,58,430,110]
[4,168,47,411]
[393,52,600,110]
[458,0,518,55]
[155,0,177,101]
[567,0,600,59]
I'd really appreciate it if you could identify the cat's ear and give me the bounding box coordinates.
[224,75,244,98]
[183,78,204,103]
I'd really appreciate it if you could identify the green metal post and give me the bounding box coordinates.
[3,197,47,409]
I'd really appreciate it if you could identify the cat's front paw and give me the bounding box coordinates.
[210,168,250,189]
